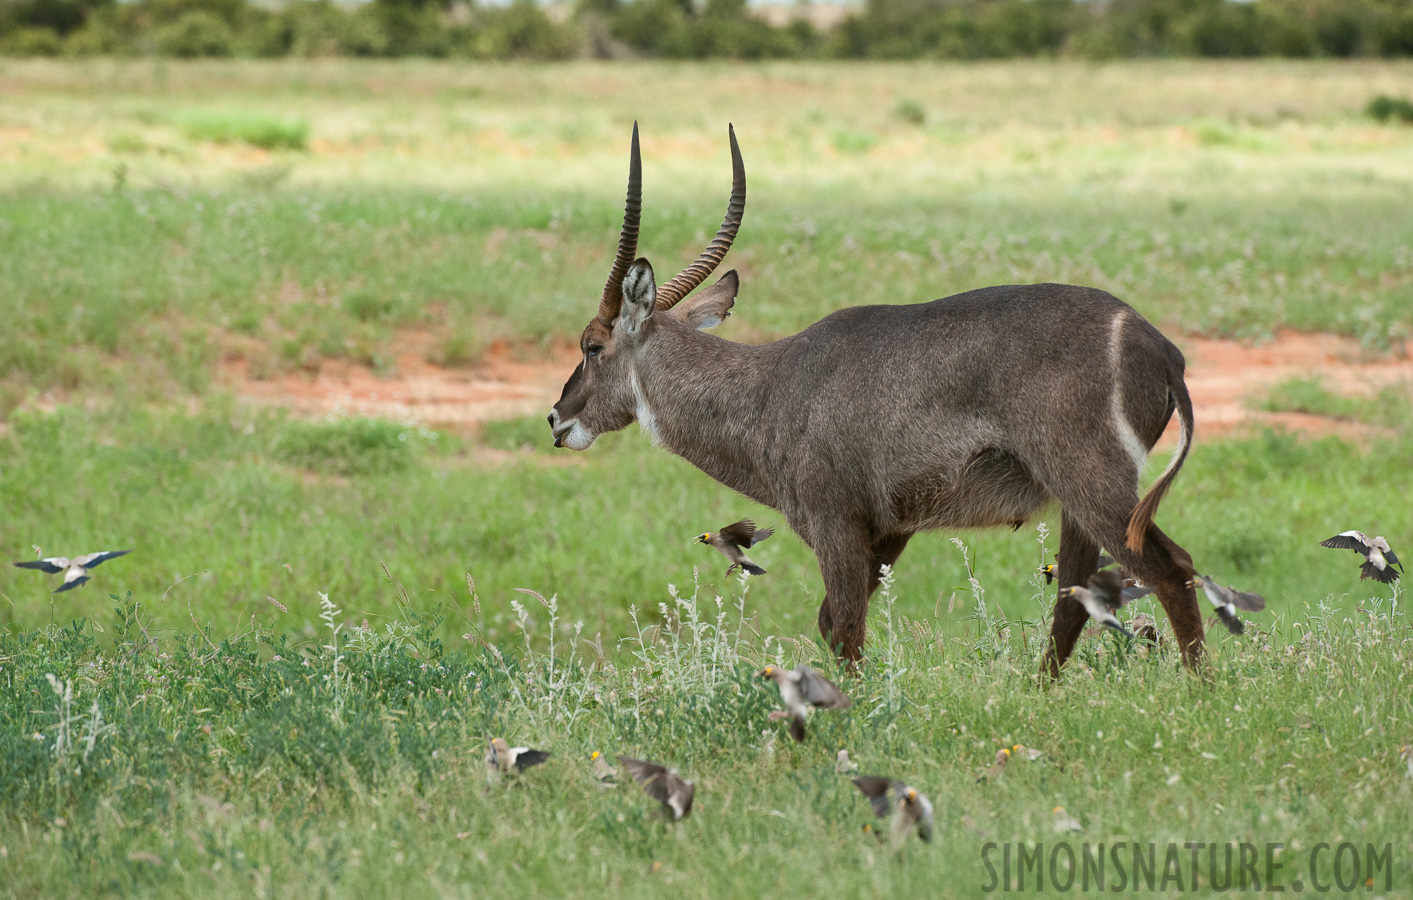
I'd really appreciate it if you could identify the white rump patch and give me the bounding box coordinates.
[1109,311,1150,474]
[630,367,659,443]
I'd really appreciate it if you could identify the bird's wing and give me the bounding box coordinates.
[748,527,774,547]
[852,776,895,818]
[1087,569,1128,609]
[1386,548,1402,570]
[668,776,694,819]
[1320,532,1370,553]
[717,520,757,548]
[14,558,66,574]
[75,550,132,569]
[619,757,673,804]
[1096,554,1115,568]
[796,666,852,709]
[1120,585,1155,603]
[1230,588,1266,612]
[53,576,89,594]
[511,749,551,771]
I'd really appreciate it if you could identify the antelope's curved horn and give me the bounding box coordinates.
[654,124,745,311]
[598,122,642,323]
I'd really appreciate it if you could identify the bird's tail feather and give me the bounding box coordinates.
[742,562,766,576]
[1361,560,1399,584]
[788,716,806,743]
[1215,608,1245,635]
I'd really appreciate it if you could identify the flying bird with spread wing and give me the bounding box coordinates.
[1190,574,1266,636]
[853,776,933,847]
[619,756,695,820]
[13,550,131,593]
[1319,531,1402,584]
[758,663,851,742]
[1058,569,1154,638]
[696,519,774,577]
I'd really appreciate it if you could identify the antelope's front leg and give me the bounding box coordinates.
[813,529,874,663]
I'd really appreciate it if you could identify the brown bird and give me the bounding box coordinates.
[1190,574,1266,636]
[977,747,1010,782]
[758,663,851,742]
[619,756,694,820]
[853,776,933,847]
[1320,531,1402,584]
[485,738,550,781]
[13,550,131,594]
[697,519,774,576]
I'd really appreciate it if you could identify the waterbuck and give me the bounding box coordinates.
[547,124,1204,676]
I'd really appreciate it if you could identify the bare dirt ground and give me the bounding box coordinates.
[224,331,1413,444]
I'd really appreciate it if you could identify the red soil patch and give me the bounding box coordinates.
[223,330,1412,442]
[1172,331,1413,444]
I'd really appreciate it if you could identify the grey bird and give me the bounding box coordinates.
[1190,574,1266,636]
[696,519,774,576]
[853,776,934,847]
[1058,570,1153,638]
[758,663,851,742]
[13,550,131,593]
[591,750,618,788]
[485,738,550,781]
[1320,531,1402,584]
[618,756,694,820]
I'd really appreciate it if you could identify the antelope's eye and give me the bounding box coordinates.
[586,345,603,359]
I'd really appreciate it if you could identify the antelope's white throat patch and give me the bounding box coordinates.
[1108,311,1150,474]
[629,367,659,443]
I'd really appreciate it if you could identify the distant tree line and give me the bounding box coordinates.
[3,0,1413,60]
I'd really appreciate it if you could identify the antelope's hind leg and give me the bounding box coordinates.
[1040,512,1103,680]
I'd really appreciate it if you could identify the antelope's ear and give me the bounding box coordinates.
[618,258,656,334]
[674,270,738,330]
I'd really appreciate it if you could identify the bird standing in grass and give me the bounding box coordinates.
[977,748,1010,782]
[619,756,694,820]
[696,520,774,576]
[591,751,618,788]
[1052,807,1082,833]
[485,738,550,783]
[758,664,852,742]
[1190,574,1266,636]
[13,550,131,593]
[853,776,933,847]
[1320,532,1402,584]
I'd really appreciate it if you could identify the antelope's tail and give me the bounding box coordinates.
[1125,371,1195,553]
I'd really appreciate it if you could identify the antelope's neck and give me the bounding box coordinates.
[633,325,780,509]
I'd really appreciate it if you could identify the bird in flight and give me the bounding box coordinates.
[696,519,774,576]
[1190,574,1266,635]
[853,776,933,848]
[1059,569,1153,637]
[13,550,131,593]
[618,756,694,820]
[1319,531,1401,584]
[758,663,851,742]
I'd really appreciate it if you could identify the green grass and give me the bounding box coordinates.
[1255,376,1413,425]
[1,566,1410,897]
[3,59,1413,896]
[3,60,1413,399]
[176,109,310,151]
